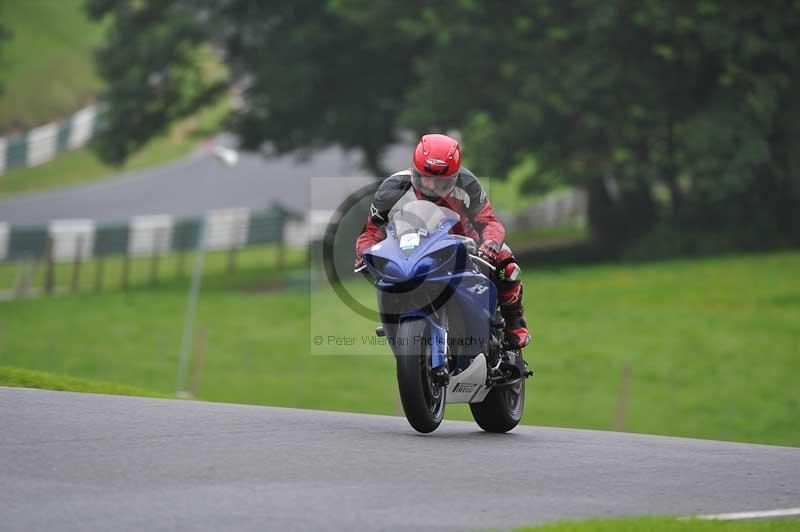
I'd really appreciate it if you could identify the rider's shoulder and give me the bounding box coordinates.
[384,169,413,185]
[457,168,487,197]
[457,167,481,186]
[376,170,413,193]
[374,170,413,206]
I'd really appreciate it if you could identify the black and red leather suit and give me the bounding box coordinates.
[355,167,530,347]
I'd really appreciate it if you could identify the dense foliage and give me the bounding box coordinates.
[88,0,800,250]
[87,0,227,164]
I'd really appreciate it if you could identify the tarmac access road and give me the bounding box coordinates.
[1,386,798,532]
[0,142,411,225]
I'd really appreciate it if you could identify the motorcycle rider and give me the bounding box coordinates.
[354,133,531,349]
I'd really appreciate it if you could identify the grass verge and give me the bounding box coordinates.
[0,365,167,398]
[509,517,800,532]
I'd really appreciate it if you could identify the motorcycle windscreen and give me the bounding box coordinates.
[389,200,459,244]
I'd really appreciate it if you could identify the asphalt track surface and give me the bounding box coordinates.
[1,387,798,532]
[0,142,410,225]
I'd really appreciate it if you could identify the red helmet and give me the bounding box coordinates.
[411,133,461,198]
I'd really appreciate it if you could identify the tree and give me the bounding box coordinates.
[87,0,227,165]
[89,0,426,175]
[207,0,426,175]
[89,0,800,248]
[395,1,661,245]
[402,0,800,248]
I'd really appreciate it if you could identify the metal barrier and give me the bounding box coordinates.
[0,204,297,299]
[0,104,99,175]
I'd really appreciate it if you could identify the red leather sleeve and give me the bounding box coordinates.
[355,217,386,257]
[473,200,506,245]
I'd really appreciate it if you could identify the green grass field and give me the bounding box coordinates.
[0,251,798,446]
[0,0,105,131]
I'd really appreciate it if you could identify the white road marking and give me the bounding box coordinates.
[694,507,800,520]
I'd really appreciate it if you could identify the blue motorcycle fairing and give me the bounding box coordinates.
[365,205,498,370]
[446,269,497,360]
[362,217,460,283]
[398,311,447,369]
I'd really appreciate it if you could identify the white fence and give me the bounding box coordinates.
[48,220,96,262]
[0,104,99,175]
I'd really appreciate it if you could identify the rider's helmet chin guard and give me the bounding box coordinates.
[411,133,461,199]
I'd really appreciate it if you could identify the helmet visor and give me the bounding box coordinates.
[411,170,458,198]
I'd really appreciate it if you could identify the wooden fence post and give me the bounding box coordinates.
[121,252,131,291]
[150,227,164,285]
[44,237,55,296]
[189,327,207,398]
[227,246,238,274]
[11,260,22,298]
[614,360,632,432]
[276,238,286,270]
[71,235,83,293]
[177,227,187,278]
[94,233,104,292]
[14,259,32,299]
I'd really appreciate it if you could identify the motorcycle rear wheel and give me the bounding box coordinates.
[395,317,446,433]
[469,379,525,433]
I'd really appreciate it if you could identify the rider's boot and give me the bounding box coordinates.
[498,283,531,349]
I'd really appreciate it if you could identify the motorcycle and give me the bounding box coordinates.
[359,200,532,433]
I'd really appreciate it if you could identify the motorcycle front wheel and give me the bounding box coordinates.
[469,378,525,433]
[394,317,446,433]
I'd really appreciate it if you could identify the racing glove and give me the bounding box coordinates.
[478,240,501,266]
[354,254,366,273]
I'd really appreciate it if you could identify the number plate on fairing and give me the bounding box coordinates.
[399,233,420,250]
